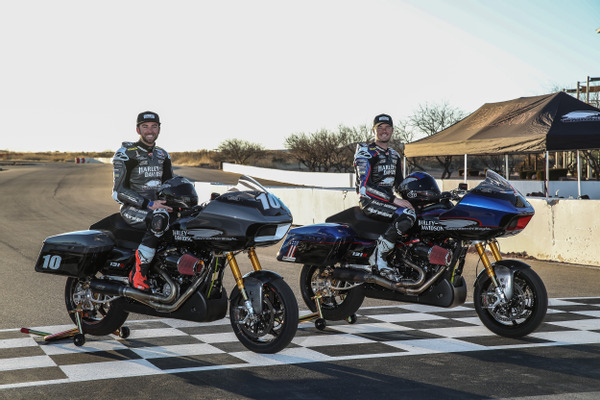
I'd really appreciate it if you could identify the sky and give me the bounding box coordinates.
[1,0,599,153]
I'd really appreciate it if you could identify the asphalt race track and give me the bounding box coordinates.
[1,163,599,400]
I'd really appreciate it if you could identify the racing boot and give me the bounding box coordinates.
[129,249,151,292]
[369,236,402,283]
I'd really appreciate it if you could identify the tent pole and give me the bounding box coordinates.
[587,76,590,104]
[505,154,509,179]
[545,151,549,199]
[577,150,581,198]
[464,154,467,184]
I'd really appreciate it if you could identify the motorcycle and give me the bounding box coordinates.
[277,170,547,337]
[34,175,298,353]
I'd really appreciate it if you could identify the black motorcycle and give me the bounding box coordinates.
[34,176,298,353]
[277,170,547,338]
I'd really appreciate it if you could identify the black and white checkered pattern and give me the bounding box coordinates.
[1,297,599,389]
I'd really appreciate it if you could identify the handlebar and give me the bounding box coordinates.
[175,204,203,218]
[437,190,464,202]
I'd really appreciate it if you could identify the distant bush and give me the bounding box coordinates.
[171,151,219,168]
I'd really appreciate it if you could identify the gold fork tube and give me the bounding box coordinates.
[247,247,262,271]
[474,242,495,279]
[226,252,247,298]
[488,240,502,262]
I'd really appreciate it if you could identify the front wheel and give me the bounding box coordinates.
[300,265,365,321]
[474,267,547,338]
[65,276,129,336]
[230,278,298,354]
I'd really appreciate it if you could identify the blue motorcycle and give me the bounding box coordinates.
[277,170,547,337]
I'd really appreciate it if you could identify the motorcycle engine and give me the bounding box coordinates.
[389,242,452,284]
[160,248,209,282]
[410,243,452,267]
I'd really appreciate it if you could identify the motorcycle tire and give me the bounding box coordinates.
[300,264,365,321]
[65,276,129,336]
[474,267,548,338]
[230,277,298,354]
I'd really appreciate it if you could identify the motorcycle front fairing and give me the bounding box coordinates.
[172,176,293,251]
[436,171,535,240]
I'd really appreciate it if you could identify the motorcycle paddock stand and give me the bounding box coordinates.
[298,294,358,331]
[21,308,130,347]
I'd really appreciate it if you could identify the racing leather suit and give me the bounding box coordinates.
[354,142,416,247]
[112,140,174,264]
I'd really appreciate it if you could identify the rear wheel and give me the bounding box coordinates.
[474,268,547,338]
[230,278,298,354]
[300,265,365,321]
[65,276,129,336]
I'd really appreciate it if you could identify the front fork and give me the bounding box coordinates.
[226,248,263,318]
[474,239,508,305]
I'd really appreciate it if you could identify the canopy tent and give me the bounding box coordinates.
[405,92,600,157]
[403,92,600,197]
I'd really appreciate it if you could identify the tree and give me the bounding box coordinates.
[284,131,325,172]
[284,102,466,176]
[408,101,467,178]
[580,150,600,180]
[216,139,264,165]
[334,124,371,172]
[392,119,415,148]
[285,125,371,172]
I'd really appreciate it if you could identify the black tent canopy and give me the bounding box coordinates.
[405,92,600,157]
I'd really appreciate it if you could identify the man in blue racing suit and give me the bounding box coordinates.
[112,111,174,291]
[354,113,416,282]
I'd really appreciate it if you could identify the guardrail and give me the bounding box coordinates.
[222,162,354,188]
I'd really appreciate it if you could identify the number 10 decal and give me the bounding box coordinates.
[256,193,281,210]
[41,254,62,270]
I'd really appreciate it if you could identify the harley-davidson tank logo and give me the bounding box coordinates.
[172,229,228,242]
[281,240,299,261]
[419,220,443,231]
[173,230,193,242]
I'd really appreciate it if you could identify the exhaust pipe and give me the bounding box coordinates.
[89,279,178,305]
[331,262,445,295]
[332,269,404,292]
[89,264,209,312]
[89,267,178,306]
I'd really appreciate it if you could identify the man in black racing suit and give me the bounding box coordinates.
[354,113,416,282]
[112,111,174,291]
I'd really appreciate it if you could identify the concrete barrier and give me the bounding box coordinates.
[193,181,600,267]
[499,199,600,266]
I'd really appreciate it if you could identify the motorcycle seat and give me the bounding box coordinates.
[421,201,453,212]
[90,213,145,249]
[325,206,389,240]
